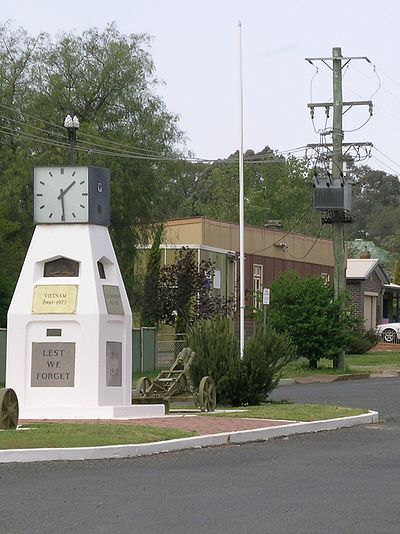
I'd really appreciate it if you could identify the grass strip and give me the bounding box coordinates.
[0,423,196,450]
[281,352,400,378]
[200,403,367,422]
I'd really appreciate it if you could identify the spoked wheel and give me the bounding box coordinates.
[135,377,152,397]
[0,388,19,430]
[198,376,216,412]
[382,329,397,343]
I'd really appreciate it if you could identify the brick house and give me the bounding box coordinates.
[346,259,391,329]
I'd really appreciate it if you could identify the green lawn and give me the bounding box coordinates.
[281,352,400,378]
[0,423,196,450]
[0,402,368,450]
[346,351,400,370]
[200,403,366,422]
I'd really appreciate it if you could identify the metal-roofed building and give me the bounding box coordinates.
[346,258,391,329]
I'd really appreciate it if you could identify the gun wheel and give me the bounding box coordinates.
[0,388,19,430]
[198,376,216,412]
[135,377,152,397]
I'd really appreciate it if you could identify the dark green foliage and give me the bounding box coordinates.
[0,22,183,322]
[157,248,234,334]
[393,261,400,286]
[241,326,297,405]
[268,272,348,368]
[141,226,163,327]
[172,148,321,237]
[188,319,296,405]
[188,319,242,405]
[345,328,380,354]
[346,165,400,253]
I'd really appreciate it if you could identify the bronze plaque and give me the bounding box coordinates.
[103,285,124,315]
[32,285,78,314]
[31,342,75,387]
[106,341,122,386]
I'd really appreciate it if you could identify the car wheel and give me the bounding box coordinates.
[382,328,397,343]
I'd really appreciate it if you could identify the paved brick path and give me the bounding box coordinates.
[20,415,298,435]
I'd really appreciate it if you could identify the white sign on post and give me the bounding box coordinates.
[263,288,270,305]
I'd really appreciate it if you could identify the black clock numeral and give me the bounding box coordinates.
[48,172,53,177]
[72,212,76,218]
[40,205,45,209]
[60,168,64,175]
[36,193,43,197]
[40,181,45,185]
[72,171,76,177]
[82,192,88,196]
[49,213,53,219]
[80,180,85,185]
[80,204,85,209]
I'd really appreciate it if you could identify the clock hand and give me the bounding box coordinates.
[59,188,66,221]
[57,180,76,199]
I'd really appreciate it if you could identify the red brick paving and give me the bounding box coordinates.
[19,416,298,435]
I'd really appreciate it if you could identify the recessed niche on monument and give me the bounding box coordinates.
[44,257,80,277]
[97,260,106,279]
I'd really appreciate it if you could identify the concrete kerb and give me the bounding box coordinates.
[0,410,378,464]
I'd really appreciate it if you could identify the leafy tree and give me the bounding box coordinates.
[346,165,400,246]
[393,261,400,285]
[141,226,163,326]
[157,248,233,333]
[171,148,320,236]
[0,22,183,321]
[267,272,349,368]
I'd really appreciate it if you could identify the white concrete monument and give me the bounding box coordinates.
[6,166,164,419]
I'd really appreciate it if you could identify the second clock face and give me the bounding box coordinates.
[34,167,89,223]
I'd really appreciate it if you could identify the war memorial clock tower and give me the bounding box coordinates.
[6,164,164,419]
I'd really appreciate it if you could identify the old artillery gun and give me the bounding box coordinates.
[0,388,19,430]
[133,348,216,412]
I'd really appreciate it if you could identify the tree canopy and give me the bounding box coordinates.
[0,22,183,324]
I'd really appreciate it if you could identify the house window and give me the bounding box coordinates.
[213,269,221,290]
[253,264,263,308]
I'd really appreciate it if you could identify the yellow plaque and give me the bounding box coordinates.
[32,285,78,314]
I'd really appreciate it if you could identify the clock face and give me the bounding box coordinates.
[34,167,89,223]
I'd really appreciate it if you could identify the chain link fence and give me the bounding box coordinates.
[156,333,186,369]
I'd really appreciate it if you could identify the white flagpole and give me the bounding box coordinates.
[238,21,245,358]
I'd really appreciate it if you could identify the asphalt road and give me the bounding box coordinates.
[1,378,399,534]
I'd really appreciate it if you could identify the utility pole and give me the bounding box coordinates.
[332,47,346,370]
[306,47,373,371]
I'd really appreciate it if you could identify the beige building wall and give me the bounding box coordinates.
[164,217,334,268]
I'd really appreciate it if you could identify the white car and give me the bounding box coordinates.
[376,322,400,343]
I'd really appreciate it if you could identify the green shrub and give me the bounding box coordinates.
[188,318,243,405]
[345,328,379,354]
[188,319,296,405]
[242,326,297,404]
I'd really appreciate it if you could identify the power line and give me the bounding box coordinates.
[284,226,323,260]
[373,146,400,171]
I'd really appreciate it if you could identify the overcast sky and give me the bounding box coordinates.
[2,0,400,174]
